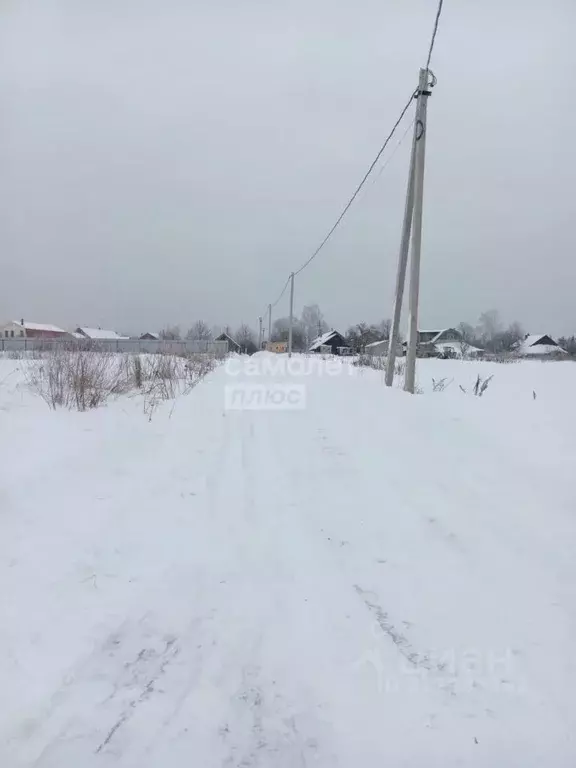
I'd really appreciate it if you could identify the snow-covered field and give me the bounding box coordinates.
[1,353,575,767]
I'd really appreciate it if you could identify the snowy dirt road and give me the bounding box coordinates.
[1,355,575,766]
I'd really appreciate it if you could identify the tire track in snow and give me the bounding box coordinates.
[24,618,182,766]
[353,585,436,672]
[221,664,324,768]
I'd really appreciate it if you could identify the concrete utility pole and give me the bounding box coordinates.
[258,316,263,350]
[267,304,272,344]
[404,68,431,394]
[385,95,419,387]
[288,272,295,357]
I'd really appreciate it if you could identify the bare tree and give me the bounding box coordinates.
[379,318,392,339]
[271,317,305,350]
[236,323,257,354]
[345,322,382,351]
[160,325,181,340]
[477,310,501,346]
[301,304,328,348]
[496,322,524,352]
[457,322,476,344]
[558,335,576,355]
[187,320,212,341]
[456,322,477,358]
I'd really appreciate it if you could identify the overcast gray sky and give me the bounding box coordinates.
[1,0,575,336]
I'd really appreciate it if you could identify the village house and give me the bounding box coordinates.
[365,339,389,356]
[265,340,288,353]
[215,332,241,353]
[515,334,566,357]
[0,320,68,339]
[75,327,129,341]
[412,328,482,358]
[366,329,482,359]
[309,330,349,355]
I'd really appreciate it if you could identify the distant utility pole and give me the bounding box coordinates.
[258,316,263,350]
[267,304,272,344]
[288,272,295,357]
[386,68,433,393]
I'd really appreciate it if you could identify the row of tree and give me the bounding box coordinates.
[158,305,332,354]
[159,320,216,341]
[342,310,529,354]
[558,336,576,355]
[457,310,525,353]
[160,307,569,356]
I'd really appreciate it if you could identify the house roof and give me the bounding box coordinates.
[140,332,160,340]
[216,332,240,346]
[13,320,66,333]
[524,334,557,348]
[517,335,565,355]
[77,327,128,340]
[419,329,461,344]
[309,330,346,351]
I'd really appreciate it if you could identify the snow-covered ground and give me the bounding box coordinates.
[1,353,575,766]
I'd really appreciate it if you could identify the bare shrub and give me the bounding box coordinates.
[131,354,143,388]
[458,375,493,396]
[69,352,129,409]
[183,353,217,391]
[26,355,66,408]
[473,374,493,397]
[25,349,129,411]
[4,349,45,361]
[483,353,519,364]
[352,354,369,368]
[141,355,180,419]
[431,377,453,392]
[141,353,218,420]
[352,354,405,375]
[26,349,219,416]
[353,353,386,371]
[395,359,406,376]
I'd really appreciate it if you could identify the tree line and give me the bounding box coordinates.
[159,307,572,355]
[158,305,332,354]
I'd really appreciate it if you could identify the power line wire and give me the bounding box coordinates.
[271,275,291,308]
[291,0,445,279]
[263,106,414,318]
[293,90,416,277]
[262,0,446,311]
[426,0,444,71]
[371,116,415,187]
